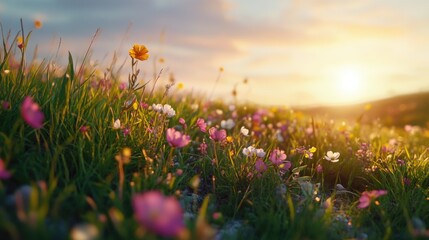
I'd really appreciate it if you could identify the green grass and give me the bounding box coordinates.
[0,24,429,240]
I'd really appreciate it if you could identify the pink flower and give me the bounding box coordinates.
[140,102,149,109]
[316,164,323,173]
[166,128,191,148]
[403,177,411,186]
[21,96,45,129]
[208,127,227,142]
[198,142,208,155]
[179,118,187,129]
[122,128,131,136]
[1,100,10,110]
[195,118,207,132]
[0,159,11,180]
[132,191,185,237]
[175,169,183,176]
[119,82,127,90]
[212,212,222,220]
[269,149,287,165]
[255,159,267,173]
[79,125,89,133]
[357,190,388,209]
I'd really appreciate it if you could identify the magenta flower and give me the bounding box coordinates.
[1,100,10,110]
[195,118,207,132]
[269,148,287,165]
[0,159,11,180]
[357,190,388,209]
[122,128,131,136]
[132,191,185,237]
[79,125,89,133]
[255,159,267,173]
[279,161,292,172]
[166,128,191,148]
[208,127,227,142]
[21,96,45,129]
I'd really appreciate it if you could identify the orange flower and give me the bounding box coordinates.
[34,20,42,29]
[129,44,149,61]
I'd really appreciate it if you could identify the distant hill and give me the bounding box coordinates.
[297,92,429,127]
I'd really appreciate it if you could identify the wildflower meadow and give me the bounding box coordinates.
[0,22,429,240]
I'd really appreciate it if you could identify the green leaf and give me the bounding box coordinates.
[292,165,307,173]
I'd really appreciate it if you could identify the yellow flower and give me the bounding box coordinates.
[17,36,24,49]
[132,101,138,110]
[17,36,23,44]
[129,44,149,61]
[122,147,132,158]
[177,82,184,90]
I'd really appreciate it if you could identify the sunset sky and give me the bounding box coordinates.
[1,0,429,106]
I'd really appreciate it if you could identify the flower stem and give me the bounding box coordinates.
[118,159,124,200]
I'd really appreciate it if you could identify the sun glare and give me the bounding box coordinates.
[337,67,362,93]
[327,66,367,104]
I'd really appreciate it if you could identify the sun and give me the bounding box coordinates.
[327,65,367,104]
[337,67,362,93]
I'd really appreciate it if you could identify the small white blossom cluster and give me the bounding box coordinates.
[242,146,266,158]
[152,104,176,118]
[220,118,235,130]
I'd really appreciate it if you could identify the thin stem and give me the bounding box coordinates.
[118,159,124,200]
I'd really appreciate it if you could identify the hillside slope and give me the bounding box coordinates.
[298,92,429,127]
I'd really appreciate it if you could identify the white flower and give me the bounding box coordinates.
[242,146,256,157]
[221,118,235,130]
[113,119,121,129]
[191,103,199,111]
[255,148,266,158]
[152,103,163,112]
[162,104,176,118]
[335,184,346,191]
[324,151,340,163]
[240,126,249,136]
[70,223,99,240]
[276,130,284,142]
